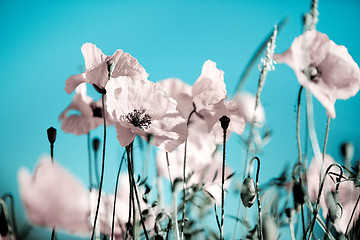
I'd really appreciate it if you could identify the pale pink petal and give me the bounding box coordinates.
[18,157,90,234]
[192,60,227,111]
[65,73,88,94]
[112,50,149,81]
[114,122,136,147]
[234,92,265,127]
[81,43,107,70]
[275,30,360,119]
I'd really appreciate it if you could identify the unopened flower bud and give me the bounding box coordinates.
[47,127,57,145]
[340,142,354,161]
[285,208,295,219]
[262,215,278,240]
[92,138,100,152]
[241,177,256,208]
[107,59,115,77]
[293,182,305,205]
[326,191,343,223]
[219,115,230,131]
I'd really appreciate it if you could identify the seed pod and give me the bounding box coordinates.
[340,142,354,161]
[293,182,305,205]
[92,138,100,152]
[285,208,294,219]
[241,177,256,208]
[47,127,57,145]
[219,115,230,131]
[326,190,343,223]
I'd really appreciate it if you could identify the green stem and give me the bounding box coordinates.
[111,151,125,240]
[90,94,106,240]
[181,109,196,240]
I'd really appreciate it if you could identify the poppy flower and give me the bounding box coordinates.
[306,154,360,233]
[59,83,106,135]
[18,156,91,235]
[274,30,360,118]
[65,43,148,94]
[105,77,187,152]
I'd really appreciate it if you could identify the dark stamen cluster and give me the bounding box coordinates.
[302,65,321,83]
[121,109,152,130]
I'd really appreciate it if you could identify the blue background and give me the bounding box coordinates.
[1,0,360,239]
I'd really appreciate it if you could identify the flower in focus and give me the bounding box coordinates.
[306,154,360,233]
[105,77,187,152]
[65,43,148,94]
[59,83,108,135]
[18,156,90,234]
[274,30,360,118]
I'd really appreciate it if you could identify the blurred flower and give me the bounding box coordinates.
[105,77,187,152]
[234,92,265,127]
[59,84,107,135]
[209,100,246,144]
[65,43,148,94]
[306,154,360,233]
[275,30,360,118]
[18,156,90,235]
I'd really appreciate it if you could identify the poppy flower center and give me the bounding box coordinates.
[91,103,103,118]
[121,109,152,130]
[302,65,322,83]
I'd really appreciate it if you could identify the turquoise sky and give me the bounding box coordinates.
[1,0,359,239]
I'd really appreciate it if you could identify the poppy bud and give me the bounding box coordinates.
[47,127,57,145]
[241,177,256,208]
[107,59,115,77]
[340,142,354,161]
[285,208,294,219]
[326,190,343,223]
[219,115,230,131]
[92,138,100,152]
[0,205,9,237]
[262,215,278,240]
[293,182,305,205]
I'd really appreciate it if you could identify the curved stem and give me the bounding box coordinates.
[181,108,196,240]
[90,94,107,240]
[248,156,262,240]
[165,152,174,191]
[0,199,15,240]
[1,194,18,238]
[296,86,306,237]
[111,151,125,240]
[305,163,343,240]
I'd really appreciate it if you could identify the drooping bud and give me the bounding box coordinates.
[47,127,57,145]
[0,204,9,237]
[219,115,230,131]
[241,177,256,208]
[285,208,295,220]
[92,138,100,153]
[292,182,305,205]
[262,215,278,240]
[340,142,354,161]
[326,190,343,223]
[107,59,115,78]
